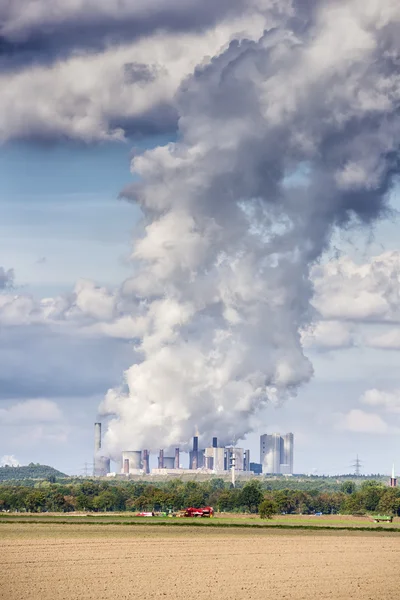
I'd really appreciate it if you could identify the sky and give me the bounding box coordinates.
[1,0,400,476]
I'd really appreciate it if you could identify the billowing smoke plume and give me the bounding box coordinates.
[101,0,400,455]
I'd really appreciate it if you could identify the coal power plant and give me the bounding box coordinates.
[93,424,251,477]
[93,423,111,477]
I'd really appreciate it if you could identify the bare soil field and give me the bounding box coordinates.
[1,524,400,600]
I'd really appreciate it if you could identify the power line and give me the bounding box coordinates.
[350,455,362,476]
[79,462,94,477]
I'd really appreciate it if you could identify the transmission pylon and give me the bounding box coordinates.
[80,462,94,477]
[351,455,362,476]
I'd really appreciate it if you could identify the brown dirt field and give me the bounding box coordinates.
[1,524,400,600]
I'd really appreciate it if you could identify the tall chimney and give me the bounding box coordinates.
[190,436,198,470]
[158,449,164,469]
[244,449,250,471]
[94,422,101,454]
[143,449,150,474]
[212,437,218,448]
[174,448,180,469]
[390,463,397,487]
[123,458,129,474]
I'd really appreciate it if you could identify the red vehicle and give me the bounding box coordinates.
[184,506,214,518]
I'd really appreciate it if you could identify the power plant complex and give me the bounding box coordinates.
[93,423,252,477]
[93,423,294,477]
[260,432,294,474]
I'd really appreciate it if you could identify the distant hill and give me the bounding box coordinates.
[0,463,67,481]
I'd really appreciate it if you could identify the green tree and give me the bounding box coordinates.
[24,490,46,512]
[359,482,384,511]
[259,498,277,519]
[92,491,115,512]
[239,481,264,513]
[273,490,296,514]
[342,492,365,515]
[377,489,400,515]
[340,481,356,495]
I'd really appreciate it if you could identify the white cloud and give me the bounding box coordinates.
[301,320,355,350]
[311,251,400,323]
[0,399,63,425]
[365,328,400,350]
[360,388,400,413]
[338,409,390,434]
[0,455,20,467]
[0,278,136,337]
[0,9,270,142]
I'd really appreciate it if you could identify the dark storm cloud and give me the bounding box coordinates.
[110,102,179,140]
[0,0,246,70]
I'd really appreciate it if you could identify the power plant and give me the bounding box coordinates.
[124,435,251,476]
[92,423,251,477]
[260,432,294,475]
[93,422,111,476]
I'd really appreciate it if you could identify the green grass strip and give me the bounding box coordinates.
[0,519,399,533]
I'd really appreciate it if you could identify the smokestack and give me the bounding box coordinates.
[212,437,218,448]
[123,458,129,474]
[244,449,250,471]
[158,449,164,469]
[174,448,180,469]
[190,436,199,469]
[143,449,150,474]
[390,463,397,488]
[94,422,101,454]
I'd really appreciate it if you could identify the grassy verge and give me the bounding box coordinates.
[0,515,399,533]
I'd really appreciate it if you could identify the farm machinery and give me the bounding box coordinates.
[177,506,214,518]
[136,506,214,518]
[371,514,393,523]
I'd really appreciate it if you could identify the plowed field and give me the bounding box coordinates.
[1,524,399,599]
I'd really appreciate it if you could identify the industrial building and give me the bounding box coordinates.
[93,423,111,476]
[93,423,251,477]
[260,432,294,474]
[156,437,251,475]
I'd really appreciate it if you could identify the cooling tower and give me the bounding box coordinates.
[121,450,142,474]
[95,456,110,476]
[163,457,175,469]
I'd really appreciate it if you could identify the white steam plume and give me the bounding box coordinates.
[0,455,20,467]
[100,0,400,455]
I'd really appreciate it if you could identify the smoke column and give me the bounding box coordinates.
[101,0,400,455]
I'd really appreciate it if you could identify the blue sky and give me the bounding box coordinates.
[1,137,400,476]
[2,0,400,477]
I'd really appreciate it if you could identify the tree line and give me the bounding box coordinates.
[0,464,66,482]
[0,478,399,515]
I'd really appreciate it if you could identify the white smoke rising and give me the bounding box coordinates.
[100,0,400,455]
[0,455,20,467]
